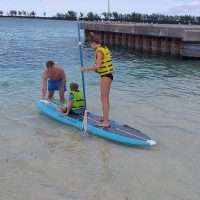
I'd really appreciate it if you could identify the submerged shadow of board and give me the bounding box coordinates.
[37,100,156,147]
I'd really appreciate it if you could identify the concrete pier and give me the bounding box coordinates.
[80,22,200,58]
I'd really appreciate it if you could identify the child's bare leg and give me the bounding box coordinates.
[57,106,65,113]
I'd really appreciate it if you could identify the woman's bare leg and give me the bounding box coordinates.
[96,76,112,127]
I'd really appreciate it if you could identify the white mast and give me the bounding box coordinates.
[108,0,111,21]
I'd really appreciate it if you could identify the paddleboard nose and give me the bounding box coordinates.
[148,140,156,146]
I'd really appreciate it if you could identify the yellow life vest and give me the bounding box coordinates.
[95,47,113,76]
[70,90,85,111]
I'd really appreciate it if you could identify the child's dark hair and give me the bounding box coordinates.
[46,60,54,68]
[89,32,101,44]
[70,82,79,91]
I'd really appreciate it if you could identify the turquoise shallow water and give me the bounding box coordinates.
[0,18,200,200]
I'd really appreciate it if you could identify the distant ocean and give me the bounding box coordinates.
[0,17,200,200]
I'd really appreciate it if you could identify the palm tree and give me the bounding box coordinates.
[86,12,100,20]
[101,12,108,20]
[79,12,84,18]
[9,10,17,16]
[56,13,65,19]
[18,11,22,16]
[22,10,26,17]
[68,10,77,19]
[112,12,119,21]
[30,11,36,17]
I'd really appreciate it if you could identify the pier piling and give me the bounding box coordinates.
[80,22,200,58]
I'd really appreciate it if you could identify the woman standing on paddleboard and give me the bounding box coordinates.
[80,33,113,127]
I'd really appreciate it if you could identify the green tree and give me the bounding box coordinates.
[18,11,22,16]
[79,12,84,18]
[22,10,26,17]
[30,11,36,17]
[101,12,108,20]
[112,12,120,20]
[67,10,77,18]
[196,16,200,24]
[56,13,65,19]
[86,12,100,20]
[10,10,17,16]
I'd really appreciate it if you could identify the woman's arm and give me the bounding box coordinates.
[80,51,103,72]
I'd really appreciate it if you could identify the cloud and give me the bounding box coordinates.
[43,0,105,15]
[169,1,200,15]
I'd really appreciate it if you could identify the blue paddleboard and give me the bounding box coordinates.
[37,100,156,147]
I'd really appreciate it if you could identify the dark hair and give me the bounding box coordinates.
[70,82,79,91]
[46,60,54,68]
[89,32,101,44]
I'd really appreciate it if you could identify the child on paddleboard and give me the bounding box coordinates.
[80,32,113,127]
[57,82,85,115]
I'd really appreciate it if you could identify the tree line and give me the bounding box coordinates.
[0,10,39,17]
[0,9,200,24]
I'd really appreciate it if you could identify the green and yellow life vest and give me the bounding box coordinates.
[70,90,85,111]
[95,46,113,76]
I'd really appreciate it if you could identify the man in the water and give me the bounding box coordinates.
[42,60,66,101]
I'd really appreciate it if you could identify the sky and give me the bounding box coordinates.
[1,0,200,17]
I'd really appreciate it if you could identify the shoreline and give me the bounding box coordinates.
[0,15,76,21]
